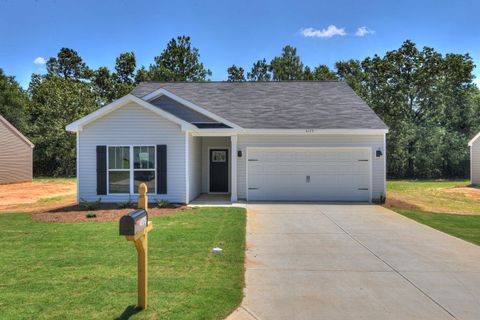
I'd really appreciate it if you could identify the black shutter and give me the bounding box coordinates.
[96,146,107,195]
[157,145,167,194]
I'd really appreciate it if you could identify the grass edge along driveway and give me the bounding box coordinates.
[386,180,480,246]
[0,207,246,320]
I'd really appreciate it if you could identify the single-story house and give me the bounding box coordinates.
[0,115,34,184]
[469,132,480,185]
[66,81,388,204]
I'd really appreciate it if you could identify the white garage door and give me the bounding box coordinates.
[247,148,371,202]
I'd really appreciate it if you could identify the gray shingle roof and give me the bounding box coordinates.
[131,81,388,130]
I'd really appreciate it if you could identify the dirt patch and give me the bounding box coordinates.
[441,186,480,199]
[32,204,189,223]
[384,194,422,211]
[0,180,77,213]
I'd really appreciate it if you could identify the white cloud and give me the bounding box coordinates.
[355,26,375,37]
[33,57,46,65]
[301,25,347,38]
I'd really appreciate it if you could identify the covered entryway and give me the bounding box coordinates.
[247,148,371,202]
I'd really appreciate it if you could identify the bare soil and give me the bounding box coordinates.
[32,205,189,223]
[0,180,76,213]
[0,179,188,222]
[441,186,480,199]
[384,195,422,211]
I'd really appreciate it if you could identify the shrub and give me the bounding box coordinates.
[156,199,173,208]
[118,197,134,209]
[79,198,101,211]
[86,212,97,219]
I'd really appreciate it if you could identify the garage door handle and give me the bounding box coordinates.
[358,159,369,162]
[358,188,369,191]
[248,187,259,190]
[248,159,259,161]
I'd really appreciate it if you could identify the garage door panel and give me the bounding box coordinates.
[247,148,371,202]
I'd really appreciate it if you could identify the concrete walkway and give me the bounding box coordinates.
[229,203,480,320]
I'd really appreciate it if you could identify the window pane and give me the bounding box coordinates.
[122,147,130,169]
[108,147,115,169]
[134,171,155,193]
[134,146,155,169]
[109,171,130,193]
[109,146,130,169]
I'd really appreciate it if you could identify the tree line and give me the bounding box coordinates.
[0,36,479,178]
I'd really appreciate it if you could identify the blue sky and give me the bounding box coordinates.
[1,0,479,88]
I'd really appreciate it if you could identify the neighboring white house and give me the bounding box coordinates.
[0,115,34,184]
[469,132,480,185]
[66,82,388,204]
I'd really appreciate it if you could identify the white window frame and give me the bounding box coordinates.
[107,145,157,195]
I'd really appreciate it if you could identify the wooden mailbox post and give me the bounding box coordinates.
[119,183,153,310]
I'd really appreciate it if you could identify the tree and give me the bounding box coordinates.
[247,59,271,81]
[336,40,477,178]
[93,52,139,104]
[28,75,99,176]
[312,65,337,80]
[148,36,211,81]
[92,66,115,103]
[227,65,246,82]
[115,52,136,84]
[0,68,29,132]
[134,66,149,83]
[269,45,304,80]
[46,48,92,80]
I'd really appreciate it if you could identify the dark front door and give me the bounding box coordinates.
[209,149,229,192]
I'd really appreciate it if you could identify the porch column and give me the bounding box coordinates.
[231,135,238,202]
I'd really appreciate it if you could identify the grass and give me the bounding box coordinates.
[386,179,480,246]
[391,207,480,246]
[0,207,246,320]
[33,177,77,183]
[387,179,479,214]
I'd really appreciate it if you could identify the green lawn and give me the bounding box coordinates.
[391,207,480,246]
[0,207,246,320]
[387,179,479,214]
[386,180,480,246]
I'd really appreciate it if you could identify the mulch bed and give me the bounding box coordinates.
[32,203,189,223]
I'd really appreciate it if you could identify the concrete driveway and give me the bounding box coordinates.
[230,204,480,320]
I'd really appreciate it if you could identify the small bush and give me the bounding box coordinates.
[156,199,173,208]
[379,193,386,204]
[118,197,134,209]
[86,212,97,219]
[79,198,101,211]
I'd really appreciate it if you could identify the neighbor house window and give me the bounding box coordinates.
[107,146,156,194]
[134,146,156,193]
[108,146,130,193]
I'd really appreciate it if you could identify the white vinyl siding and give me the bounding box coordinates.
[78,102,186,203]
[188,134,202,201]
[237,134,386,201]
[472,139,480,185]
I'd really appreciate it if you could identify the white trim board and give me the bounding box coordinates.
[65,94,197,132]
[468,132,480,146]
[142,88,243,130]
